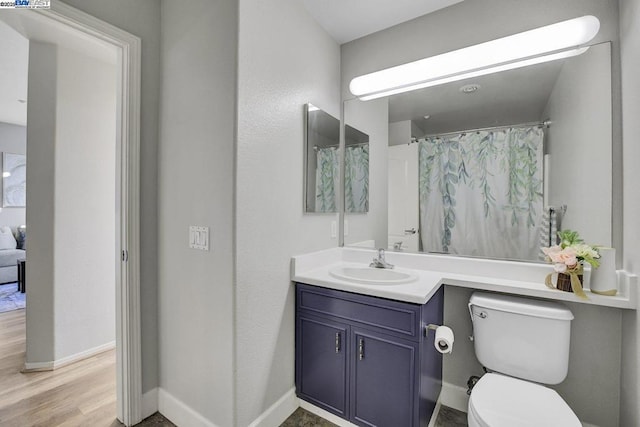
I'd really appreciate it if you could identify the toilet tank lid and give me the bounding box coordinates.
[469,292,574,321]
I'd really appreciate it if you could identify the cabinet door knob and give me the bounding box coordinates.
[335,332,341,353]
[358,338,364,360]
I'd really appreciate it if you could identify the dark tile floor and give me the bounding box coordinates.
[279,405,467,427]
[434,405,468,427]
[135,405,467,426]
[280,408,338,427]
[133,412,177,426]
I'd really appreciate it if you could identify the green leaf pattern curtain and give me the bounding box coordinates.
[315,147,339,212]
[345,145,369,213]
[419,127,543,260]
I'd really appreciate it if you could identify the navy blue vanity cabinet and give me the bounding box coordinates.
[351,328,418,426]
[295,283,444,427]
[296,314,349,417]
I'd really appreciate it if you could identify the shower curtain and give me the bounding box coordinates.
[345,145,369,213]
[315,147,339,212]
[418,127,544,260]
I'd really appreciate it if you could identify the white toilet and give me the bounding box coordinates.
[467,292,581,427]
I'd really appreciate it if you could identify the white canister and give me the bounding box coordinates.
[590,247,617,296]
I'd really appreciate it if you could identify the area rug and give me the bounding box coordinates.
[0,282,25,313]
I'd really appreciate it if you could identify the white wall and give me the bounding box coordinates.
[52,45,116,360]
[0,122,26,227]
[158,1,237,425]
[619,0,640,425]
[236,0,340,424]
[543,42,613,245]
[389,120,411,146]
[61,0,161,393]
[26,41,117,364]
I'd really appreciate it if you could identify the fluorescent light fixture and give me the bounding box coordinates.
[350,15,600,100]
[358,46,589,100]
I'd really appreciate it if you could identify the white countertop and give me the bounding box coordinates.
[291,248,638,309]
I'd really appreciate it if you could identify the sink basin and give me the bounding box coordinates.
[329,265,418,285]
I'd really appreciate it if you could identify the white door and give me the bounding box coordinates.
[388,144,419,251]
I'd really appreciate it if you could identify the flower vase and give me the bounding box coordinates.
[556,272,583,293]
[590,247,617,296]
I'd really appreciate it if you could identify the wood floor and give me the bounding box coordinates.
[0,309,120,427]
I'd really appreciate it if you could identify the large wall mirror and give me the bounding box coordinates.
[343,41,613,262]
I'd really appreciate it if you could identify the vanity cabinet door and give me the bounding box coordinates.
[351,329,417,427]
[296,314,349,417]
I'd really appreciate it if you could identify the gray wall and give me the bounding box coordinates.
[25,41,56,364]
[444,286,622,427]
[52,45,117,360]
[619,0,640,425]
[25,41,117,366]
[60,0,161,393]
[0,122,26,227]
[158,0,237,425]
[235,0,341,423]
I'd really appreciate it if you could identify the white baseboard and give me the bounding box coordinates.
[248,387,298,427]
[439,381,469,413]
[23,341,115,371]
[158,388,220,427]
[427,396,443,427]
[142,387,158,420]
[299,400,358,427]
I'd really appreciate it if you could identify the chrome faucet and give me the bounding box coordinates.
[370,248,394,269]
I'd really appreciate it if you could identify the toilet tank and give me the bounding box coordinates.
[469,292,574,385]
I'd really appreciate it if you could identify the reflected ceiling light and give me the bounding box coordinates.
[2,172,10,178]
[350,15,600,101]
[460,84,481,94]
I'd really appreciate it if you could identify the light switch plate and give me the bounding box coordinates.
[189,226,210,250]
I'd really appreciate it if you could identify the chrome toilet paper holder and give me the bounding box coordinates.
[424,323,442,336]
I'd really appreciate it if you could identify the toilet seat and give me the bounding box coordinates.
[468,373,581,427]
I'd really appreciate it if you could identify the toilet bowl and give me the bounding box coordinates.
[467,373,581,427]
[467,292,581,427]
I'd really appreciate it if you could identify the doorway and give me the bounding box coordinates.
[0,3,141,425]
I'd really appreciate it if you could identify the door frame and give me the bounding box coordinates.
[36,2,142,425]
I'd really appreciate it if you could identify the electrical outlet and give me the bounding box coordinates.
[189,226,210,250]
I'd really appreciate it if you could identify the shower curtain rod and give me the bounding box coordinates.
[413,119,551,142]
[313,142,369,151]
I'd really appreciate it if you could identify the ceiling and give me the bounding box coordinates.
[389,60,564,136]
[0,21,29,126]
[0,11,117,128]
[301,0,463,44]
